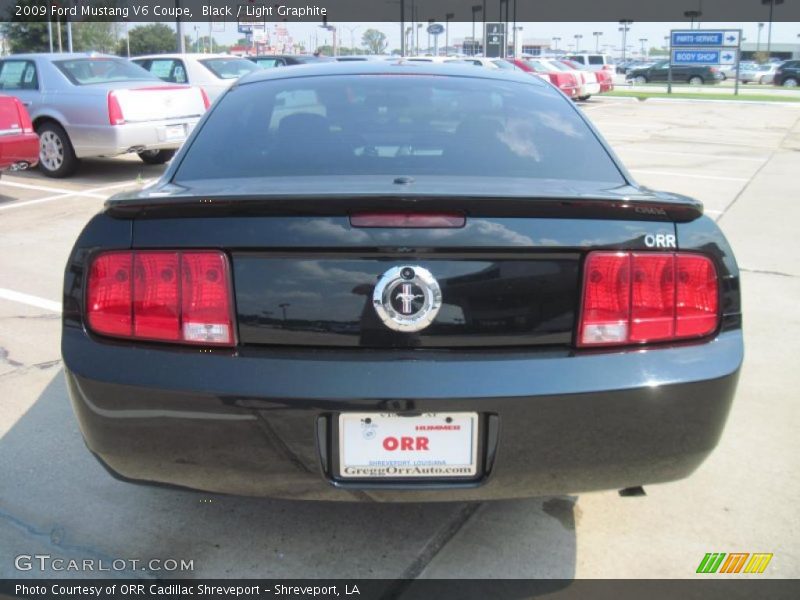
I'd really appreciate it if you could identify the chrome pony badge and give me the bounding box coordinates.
[373,266,442,332]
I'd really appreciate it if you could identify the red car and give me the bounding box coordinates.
[507,58,580,99]
[0,94,38,174]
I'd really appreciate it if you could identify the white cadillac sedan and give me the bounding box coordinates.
[131,54,260,103]
[0,53,209,177]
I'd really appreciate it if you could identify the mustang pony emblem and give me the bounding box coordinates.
[373,266,442,332]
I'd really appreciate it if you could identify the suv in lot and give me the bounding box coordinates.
[627,60,723,85]
[566,54,615,72]
[774,61,799,87]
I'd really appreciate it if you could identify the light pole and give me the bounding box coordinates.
[552,36,561,51]
[445,13,454,56]
[639,38,648,57]
[342,25,360,54]
[574,34,582,53]
[593,31,603,53]
[762,0,784,60]
[320,24,337,57]
[416,23,422,56]
[618,20,632,63]
[471,5,482,56]
[514,26,523,58]
[427,19,434,54]
[683,10,702,29]
[757,22,764,53]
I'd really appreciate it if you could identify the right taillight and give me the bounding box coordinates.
[578,251,719,347]
[107,91,125,125]
[87,250,235,347]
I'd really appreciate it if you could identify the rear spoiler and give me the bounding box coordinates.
[105,194,703,223]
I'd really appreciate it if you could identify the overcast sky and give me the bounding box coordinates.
[192,21,800,50]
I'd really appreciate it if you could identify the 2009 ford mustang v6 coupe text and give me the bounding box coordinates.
[62,62,742,501]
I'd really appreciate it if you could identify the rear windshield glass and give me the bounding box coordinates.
[199,58,260,79]
[174,74,623,184]
[55,58,158,85]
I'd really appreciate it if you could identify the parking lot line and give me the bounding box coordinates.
[0,288,61,313]
[0,179,152,212]
[616,147,769,162]
[629,169,750,183]
[0,179,80,196]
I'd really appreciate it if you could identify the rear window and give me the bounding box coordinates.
[588,56,605,65]
[55,58,158,85]
[199,58,259,80]
[174,74,623,184]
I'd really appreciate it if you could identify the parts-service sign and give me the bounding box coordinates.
[339,412,479,478]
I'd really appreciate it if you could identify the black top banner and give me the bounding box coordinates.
[1,0,800,23]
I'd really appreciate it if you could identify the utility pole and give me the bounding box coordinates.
[593,31,603,53]
[176,0,185,53]
[445,13,454,56]
[618,20,632,63]
[574,34,582,52]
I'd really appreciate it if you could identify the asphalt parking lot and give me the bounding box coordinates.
[1,97,798,580]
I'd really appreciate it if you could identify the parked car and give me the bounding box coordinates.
[507,58,580,99]
[774,60,800,87]
[627,60,723,85]
[63,62,741,501]
[454,57,512,69]
[131,54,259,102]
[0,93,39,175]
[0,53,209,177]
[719,61,755,80]
[739,63,779,84]
[248,54,334,68]
[551,59,602,100]
[566,53,615,73]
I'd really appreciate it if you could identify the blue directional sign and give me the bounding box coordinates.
[671,49,737,66]
[671,30,740,48]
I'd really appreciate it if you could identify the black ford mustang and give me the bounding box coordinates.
[62,62,742,501]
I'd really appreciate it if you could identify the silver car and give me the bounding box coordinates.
[131,54,260,103]
[0,53,208,177]
[739,63,779,84]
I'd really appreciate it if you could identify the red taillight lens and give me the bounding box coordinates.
[87,250,234,346]
[200,88,211,110]
[579,252,718,347]
[13,98,34,133]
[107,91,124,125]
[87,252,132,337]
[133,252,180,341]
[675,254,718,338]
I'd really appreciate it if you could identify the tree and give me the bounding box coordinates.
[361,29,388,55]
[118,24,176,56]
[0,22,62,53]
[73,23,118,53]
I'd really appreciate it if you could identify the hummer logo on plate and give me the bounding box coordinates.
[373,266,442,332]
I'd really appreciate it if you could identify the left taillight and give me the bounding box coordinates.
[86,250,235,347]
[578,251,719,347]
[13,98,34,133]
[107,91,125,125]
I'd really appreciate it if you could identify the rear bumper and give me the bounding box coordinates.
[62,327,743,502]
[0,132,39,171]
[69,118,201,158]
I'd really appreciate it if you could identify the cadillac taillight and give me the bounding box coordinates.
[87,250,235,346]
[13,98,34,133]
[200,88,211,110]
[107,91,125,125]
[578,251,719,347]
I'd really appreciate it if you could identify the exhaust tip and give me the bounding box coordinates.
[619,486,646,497]
[10,162,30,171]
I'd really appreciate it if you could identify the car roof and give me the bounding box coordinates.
[131,53,237,60]
[234,59,550,87]
[6,52,122,61]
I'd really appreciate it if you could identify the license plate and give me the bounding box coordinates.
[338,412,479,479]
[164,124,185,141]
